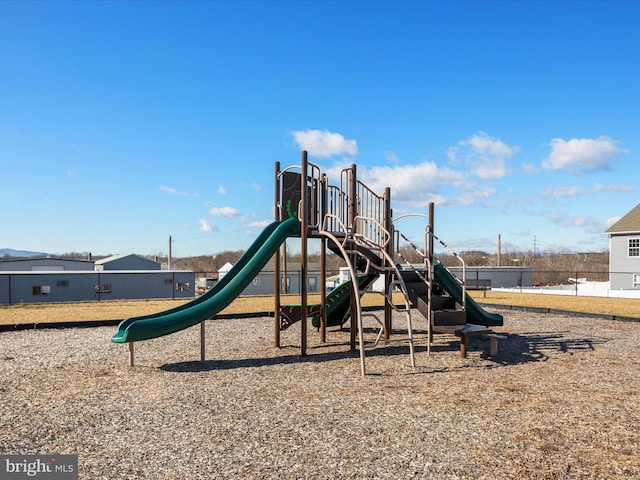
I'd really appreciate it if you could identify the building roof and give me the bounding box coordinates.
[95,253,157,265]
[0,257,92,265]
[0,257,94,272]
[218,262,234,273]
[605,203,640,235]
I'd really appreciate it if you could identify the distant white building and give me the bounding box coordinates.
[336,266,384,292]
[0,255,193,305]
[217,262,234,280]
[95,254,162,271]
[217,261,321,296]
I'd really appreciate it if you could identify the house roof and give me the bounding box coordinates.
[605,203,640,234]
[218,262,234,273]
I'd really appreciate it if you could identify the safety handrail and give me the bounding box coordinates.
[317,229,366,376]
[324,184,349,234]
[321,213,349,247]
[392,212,467,308]
[355,180,386,230]
[429,226,467,309]
[393,227,434,355]
[353,215,390,251]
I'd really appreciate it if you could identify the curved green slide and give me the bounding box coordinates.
[111,217,300,343]
[311,273,379,329]
[434,263,503,327]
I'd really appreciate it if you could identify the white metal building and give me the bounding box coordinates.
[217,260,322,296]
[0,255,194,305]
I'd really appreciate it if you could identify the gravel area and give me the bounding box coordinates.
[1,307,639,479]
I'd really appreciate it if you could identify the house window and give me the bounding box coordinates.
[165,278,173,285]
[633,274,640,289]
[253,278,260,286]
[57,280,69,287]
[629,238,640,257]
[308,277,318,292]
[32,285,51,295]
[176,282,190,292]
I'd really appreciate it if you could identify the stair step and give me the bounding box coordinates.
[433,309,467,326]
[431,294,457,311]
[404,281,428,296]
[398,270,426,283]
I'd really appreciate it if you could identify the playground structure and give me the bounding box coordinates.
[112,151,503,375]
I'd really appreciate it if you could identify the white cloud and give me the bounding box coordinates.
[542,136,627,176]
[160,185,189,196]
[292,129,358,158]
[357,161,466,207]
[456,183,496,206]
[325,158,501,208]
[385,151,400,165]
[446,132,518,180]
[593,183,634,193]
[208,206,240,217]
[323,159,354,185]
[542,186,588,198]
[245,219,272,228]
[522,162,539,174]
[198,219,218,232]
[571,215,592,227]
[361,162,461,193]
[218,186,227,195]
[542,182,633,198]
[547,211,604,232]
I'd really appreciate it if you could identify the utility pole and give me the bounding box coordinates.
[533,235,537,258]
[497,233,501,266]
[168,235,172,270]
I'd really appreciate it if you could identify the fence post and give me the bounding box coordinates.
[519,271,523,293]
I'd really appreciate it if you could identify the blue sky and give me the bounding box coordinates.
[2,1,639,258]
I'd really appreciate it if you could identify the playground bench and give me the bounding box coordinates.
[454,325,492,358]
[486,333,507,356]
[433,324,504,358]
[464,279,492,297]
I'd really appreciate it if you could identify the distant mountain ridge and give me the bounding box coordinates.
[0,248,50,258]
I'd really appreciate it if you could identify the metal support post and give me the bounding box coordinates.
[274,161,281,348]
[300,151,308,356]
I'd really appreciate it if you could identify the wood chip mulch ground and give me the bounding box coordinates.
[1,306,638,479]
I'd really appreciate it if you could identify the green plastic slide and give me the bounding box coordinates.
[311,273,379,328]
[433,263,503,327]
[111,217,300,343]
